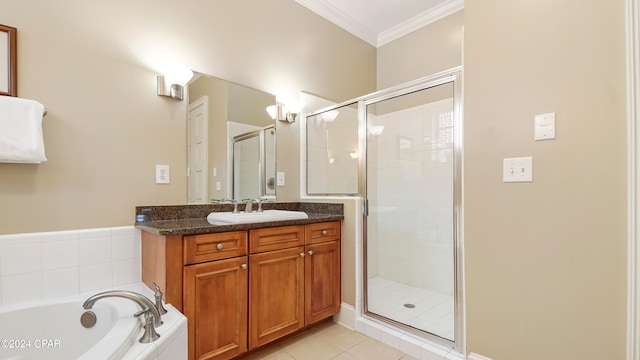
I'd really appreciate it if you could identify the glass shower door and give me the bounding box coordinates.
[364,81,458,342]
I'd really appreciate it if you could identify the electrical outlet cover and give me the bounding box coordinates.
[156,165,170,184]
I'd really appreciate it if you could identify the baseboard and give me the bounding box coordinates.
[467,353,494,360]
[334,302,356,330]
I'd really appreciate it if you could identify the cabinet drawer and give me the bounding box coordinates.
[184,231,248,265]
[249,225,305,253]
[305,221,341,244]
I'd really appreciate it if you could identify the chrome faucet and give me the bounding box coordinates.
[222,198,239,213]
[244,198,262,213]
[82,290,162,343]
[152,282,168,315]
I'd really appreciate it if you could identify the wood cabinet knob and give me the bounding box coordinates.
[308,250,314,256]
[300,252,305,257]
[241,264,247,270]
[321,230,327,236]
[217,243,223,250]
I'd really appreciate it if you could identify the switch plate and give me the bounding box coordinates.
[503,157,533,182]
[213,167,217,177]
[215,181,221,191]
[535,112,556,140]
[156,165,170,184]
[276,172,285,186]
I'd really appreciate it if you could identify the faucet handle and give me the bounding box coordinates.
[134,308,162,343]
[151,282,168,315]
[222,198,239,213]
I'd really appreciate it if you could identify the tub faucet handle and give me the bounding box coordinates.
[135,308,161,343]
[152,282,168,315]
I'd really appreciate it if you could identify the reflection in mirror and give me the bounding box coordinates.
[232,125,276,201]
[187,74,276,204]
[306,102,359,195]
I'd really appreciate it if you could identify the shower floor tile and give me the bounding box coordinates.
[367,277,455,340]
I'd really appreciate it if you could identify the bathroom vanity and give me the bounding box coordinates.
[135,203,343,360]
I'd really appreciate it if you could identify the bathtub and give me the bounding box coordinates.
[0,286,187,360]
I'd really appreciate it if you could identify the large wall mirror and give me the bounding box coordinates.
[187,73,276,204]
[0,24,17,97]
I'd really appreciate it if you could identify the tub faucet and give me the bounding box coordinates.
[82,290,162,343]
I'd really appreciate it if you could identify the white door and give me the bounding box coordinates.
[188,96,208,204]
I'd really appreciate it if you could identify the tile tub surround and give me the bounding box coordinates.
[135,202,344,235]
[0,226,141,307]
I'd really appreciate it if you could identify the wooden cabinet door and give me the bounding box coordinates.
[184,256,248,360]
[305,240,341,325]
[249,246,305,349]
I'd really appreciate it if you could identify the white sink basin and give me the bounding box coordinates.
[207,210,308,224]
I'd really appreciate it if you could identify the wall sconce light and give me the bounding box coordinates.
[157,67,194,101]
[369,125,385,136]
[320,110,339,123]
[266,100,305,123]
[281,99,305,123]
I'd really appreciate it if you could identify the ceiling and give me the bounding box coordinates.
[296,0,464,47]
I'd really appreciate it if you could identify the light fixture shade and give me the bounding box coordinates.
[286,99,304,114]
[369,125,385,136]
[321,110,339,122]
[266,105,277,120]
[164,67,194,86]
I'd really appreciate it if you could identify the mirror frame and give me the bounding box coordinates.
[0,24,17,97]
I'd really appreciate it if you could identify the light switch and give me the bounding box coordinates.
[276,172,285,186]
[503,157,533,182]
[215,181,221,191]
[535,112,556,140]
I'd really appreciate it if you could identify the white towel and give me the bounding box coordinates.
[0,96,47,164]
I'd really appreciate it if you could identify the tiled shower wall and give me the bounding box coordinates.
[306,104,359,195]
[367,98,455,296]
[0,226,141,307]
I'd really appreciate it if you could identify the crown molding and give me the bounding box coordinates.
[296,0,464,48]
[378,0,464,47]
[295,0,378,46]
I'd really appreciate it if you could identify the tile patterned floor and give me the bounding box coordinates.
[367,277,455,340]
[243,321,418,360]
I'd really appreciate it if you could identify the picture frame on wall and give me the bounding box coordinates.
[0,24,17,97]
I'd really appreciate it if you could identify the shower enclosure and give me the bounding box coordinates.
[363,74,461,345]
[305,68,462,349]
[232,125,276,201]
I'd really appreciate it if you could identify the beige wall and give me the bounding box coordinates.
[464,1,627,359]
[378,4,627,359]
[0,0,376,234]
[377,10,464,89]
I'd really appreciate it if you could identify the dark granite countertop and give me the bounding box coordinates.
[134,202,344,236]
